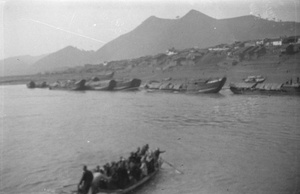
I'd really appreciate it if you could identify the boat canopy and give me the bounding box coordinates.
[255,83,283,90]
[146,82,163,89]
[173,83,185,90]
[231,82,256,88]
[159,83,173,90]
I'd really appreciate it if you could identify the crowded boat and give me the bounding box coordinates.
[77,144,165,194]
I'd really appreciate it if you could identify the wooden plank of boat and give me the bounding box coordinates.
[95,162,162,194]
[113,79,141,91]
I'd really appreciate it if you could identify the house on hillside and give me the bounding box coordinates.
[166,48,178,56]
[265,38,282,46]
[208,44,230,51]
[244,41,256,47]
[256,40,264,45]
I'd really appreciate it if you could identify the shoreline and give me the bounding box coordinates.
[1,53,300,87]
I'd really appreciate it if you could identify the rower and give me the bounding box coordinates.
[154,148,165,168]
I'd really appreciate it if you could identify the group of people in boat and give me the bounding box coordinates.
[78,144,165,194]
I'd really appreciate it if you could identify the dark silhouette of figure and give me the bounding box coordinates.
[78,165,94,194]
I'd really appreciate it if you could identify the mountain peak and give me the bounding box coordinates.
[61,45,79,51]
[181,9,214,21]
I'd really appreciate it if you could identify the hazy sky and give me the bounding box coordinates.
[1,0,299,59]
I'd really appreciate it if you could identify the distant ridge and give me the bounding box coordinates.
[93,9,300,62]
[2,9,300,76]
[30,46,95,73]
[0,54,47,76]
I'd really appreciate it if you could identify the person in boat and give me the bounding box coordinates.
[140,144,149,156]
[103,163,111,176]
[93,165,101,173]
[107,168,119,189]
[128,159,142,183]
[116,160,130,189]
[140,156,148,178]
[78,165,94,194]
[154,148,165,159]
[91,168,111,194]
[146,153,155,174]
[153,148,165,168]
[129,151,141,164]
[136,147,141,155]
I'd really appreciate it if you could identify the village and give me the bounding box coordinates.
[63,35,300,76]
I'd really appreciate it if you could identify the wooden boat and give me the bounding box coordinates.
[113,79,142,91]
[144,77,227,93]
[243,75,266,83]
[85,80,116,91]
[48,79,86,91]
[91,163,162,194]
[230,82,300,95]
[186,77,227,93]
[26,81,48,88]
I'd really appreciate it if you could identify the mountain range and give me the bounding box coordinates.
[1,9,300,76]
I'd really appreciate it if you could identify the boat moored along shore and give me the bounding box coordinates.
[113,78,142,91]
[27,81,48,89]
[26,76,226,93]
[230,78,300,95]
[144,76,227,93]
[27,78,142,91]
[48,79,87,91]
[85,80,117,91]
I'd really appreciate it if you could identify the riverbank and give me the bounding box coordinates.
[1,52,299,87]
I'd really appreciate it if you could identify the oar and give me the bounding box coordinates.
[162,159,184,175]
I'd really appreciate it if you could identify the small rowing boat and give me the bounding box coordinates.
[76,145,164,194]
[92,160,162,194]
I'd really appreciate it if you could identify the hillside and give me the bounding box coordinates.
[0,54,47,76]
[2,9,300,76]
[93,10,300,62]
[1,43,299,87]
[30,46,96,73]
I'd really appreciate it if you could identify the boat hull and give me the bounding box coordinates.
[186,77,227,93]
[48,79,86,91]
[230,83,300,95]
[26,81,48,89]
[144,77,227,94]
[91,160,162,194]
[85,80,116,91]
[113,79,142,91]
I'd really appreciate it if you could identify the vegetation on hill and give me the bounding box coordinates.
[1,37,299,86]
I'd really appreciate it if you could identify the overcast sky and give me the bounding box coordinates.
[1,0,299,59]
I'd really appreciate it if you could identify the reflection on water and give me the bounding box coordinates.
[1,85,299,194]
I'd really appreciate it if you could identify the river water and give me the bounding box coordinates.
[0,85,299,194]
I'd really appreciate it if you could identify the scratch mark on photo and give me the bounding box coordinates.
[21,18,106,44]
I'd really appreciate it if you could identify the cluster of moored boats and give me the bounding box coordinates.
[27,74,300,95]
[27,78,142,91]
[230,76,300,95]
[27,76,228,93]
